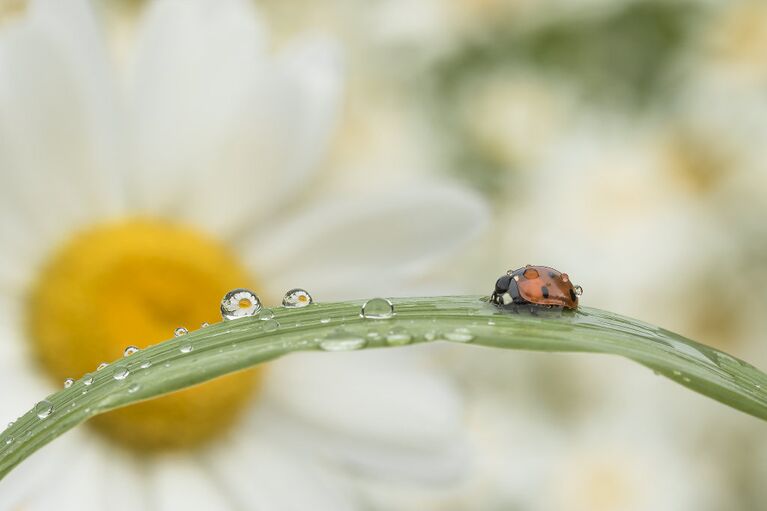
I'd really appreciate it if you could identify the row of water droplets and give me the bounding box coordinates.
[5,289,477,452]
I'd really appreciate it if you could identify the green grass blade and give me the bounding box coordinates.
[1,295,765,479]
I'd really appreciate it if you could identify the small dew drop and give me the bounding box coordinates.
[424,331,441,342]
[220,288,261,320]
[128,383,141,394]
[282,288,313,308]
[96,362,109,371]
[673,370,682,377]
[366,332,383,342]
[574,285,584,296]
[386,327,413,346]
[258,309,275,320]
[123,345,139,357]
[682,376,691,383]
[320,318,331,324]
[262,319,280,332]
[112,367,130,381]
[487,320,496,326]
[82,375,94,386]
[174,327,188,337]
[63,378,74,389]
[319,329,367,352]
[361,298,394,319]
[201,322,210,328]
[4,437,12,446]
[445,328,475,343]
[180,344,193,354]
[35,400,53,419]
[140,361,152,369]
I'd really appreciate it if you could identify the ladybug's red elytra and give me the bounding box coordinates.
[491,265,582,310]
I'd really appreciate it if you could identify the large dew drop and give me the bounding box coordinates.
[282,288,313,308]
[360,298,394,319]
[35,400,53,419]
[220,288,261,320]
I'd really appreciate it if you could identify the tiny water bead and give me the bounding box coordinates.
[113,367,130,381]
[63,378,74,389]
[82,375,94,386]
[174,327,188,337]
[180,344,193,354]
[445,328,475,343]
[96,362,109,371]
[262,319,280,332]
[140,361,152,369]
[220,288,261,320]
[200,322,210,328]
[386,327,413,346]
[128,383,141,394]
[361,298,394,319]
[319,329,368,352]
[35,400,53,419]
[282,288,313,308]
[257,309,275,320]
[123,346,139,357]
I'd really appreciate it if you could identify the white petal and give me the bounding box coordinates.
[0,328,53,427]
[0,429,87,509]
[100,447,151,511]
[131,0,342,237]
[261,346,469,483]
[0,0,125,289]
[244,184,489,299]
[202,433,355,511]
[148,456,232,511]
[16,439,106,511]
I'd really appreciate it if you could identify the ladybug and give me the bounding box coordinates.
[491,265,582,310]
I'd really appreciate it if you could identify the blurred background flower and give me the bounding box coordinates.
[2,0,767,509]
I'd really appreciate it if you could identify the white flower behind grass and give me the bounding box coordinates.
[0,0,489,508]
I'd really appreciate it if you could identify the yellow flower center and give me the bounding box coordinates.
[26,219,263,452]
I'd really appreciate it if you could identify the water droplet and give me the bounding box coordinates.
[201,322,210,328]
[180,344,193,354]
[123,346,139,357]
[319,329,367,352]
[35,400,53,419]
[82,375,94,386]
[445,328,475,343]
[424,331,441,342]
[128,383,141,394]
[682,376,691,383]
[258,309,274,321]
[361,298,394,319]
[220,288,261,320]
[112,367,130,380]
[320,318,331,324]
[673,370,682,377]
[386,327,413,346]
[366,331,384,342]
[5,437,12,446]
[96,362,109,371]
[174,327,188,337]
[7,421,14,428]
[140,361,152,369]
[282,288,313,308]
[63,378,74,389]
[487,320,496,326]
[574,285,584,296]
[262,319,280,332]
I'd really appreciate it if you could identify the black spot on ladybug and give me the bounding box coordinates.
[541,286,549,298]
[548,272,556,278]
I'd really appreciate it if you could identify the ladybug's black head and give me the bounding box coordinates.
[490,272,521,306]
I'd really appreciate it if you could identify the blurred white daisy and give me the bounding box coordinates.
[0,0,488,508]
